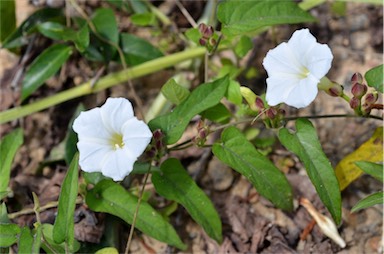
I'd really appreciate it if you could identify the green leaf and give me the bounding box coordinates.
[351,191,383,213]
[217,0,316,36]
[129,0,148,13]
[91,8,118,62]
[53,153,79,250]
[86,180,186,250]
[0,0,16,42]
[95,247,119,254]
[42,224,80,253]
[106,0,131,12]
[65,104,84,164]
[18,227,34,254]
[185,28,200,45]
[120,33,164,66]
[152,158,222,243]
[200,103,231,124]
[234,35,253,57]
[0,223,20,247]
[212,126,293,211]
[0,128,23,200]
[74,23,89,52]
[37,21,74,40]
[21,44,72,101]
[131,13,157,26]
[149,76,229,144]
[92,8,118,43]
[226,80,242,105]
[278,118,341,224]
[37,22,89,52]
[365,64,383,93]
[2,8,63,49]
[355,161,383,182]
[0,203,10,223]
[161,78,190,105]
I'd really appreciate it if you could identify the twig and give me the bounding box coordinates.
[175,0,198,28]
[8,197,83,219]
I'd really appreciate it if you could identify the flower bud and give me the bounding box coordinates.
[349,97,361,110]
[199,38,207,46]
[266,107,277,119]
[155,140,164,151]
[278,108,286,115]
[361,103,372,115]
[153,129,164,141]
[327,84,344,97]
[351,83,367,98]
[255,96,265,110]
[351,72,363,85]
[198,23,214,39]
[145,147,156,158]
[363,92,378,105]
[208,37,217,47]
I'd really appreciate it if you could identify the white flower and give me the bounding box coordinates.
[262,29,333,108]
[73,98,152,181]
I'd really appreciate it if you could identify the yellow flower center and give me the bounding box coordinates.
[298,67,310,79]
[110,133,125,150]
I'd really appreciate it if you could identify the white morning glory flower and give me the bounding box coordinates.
[73,98,152,181]
[262,28,333,108]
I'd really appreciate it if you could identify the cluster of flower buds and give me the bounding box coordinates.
[192,120,209,147]
[349,72,378,116]
[145,129,166,160]
[198,23,217,53]
[252,95,285,128]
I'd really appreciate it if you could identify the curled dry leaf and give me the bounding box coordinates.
[300,197,346,248]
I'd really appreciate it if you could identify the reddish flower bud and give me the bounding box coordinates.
[351,72,363,85]
[198,129,207,139]
[145,147,156,158]
[349,97,361,110]
[255,96,265,110]
[198,23,214,38]
[155,140,164,151]
[199,38,207,46]
[153,129,163,141]
[363,92,378,105]
[351,83,367,98]
[327,84,344,97]
[266,108,277,119]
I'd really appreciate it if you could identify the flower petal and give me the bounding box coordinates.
[73,108,112,141]
[263,43,303,78]
[100,149,136,181]
[287,29,317,61]
[306,44,333,79]
[122,119,152,158]
[100,98,134,134]
[77,140,111,172]
[266,75,300,106]
[283,74,319,108]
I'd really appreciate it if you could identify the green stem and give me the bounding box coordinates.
[0,47,206,124]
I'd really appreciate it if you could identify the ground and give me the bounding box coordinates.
[0,1,382,253]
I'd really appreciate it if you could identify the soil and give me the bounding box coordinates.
[0,1,382,253]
